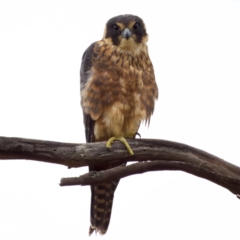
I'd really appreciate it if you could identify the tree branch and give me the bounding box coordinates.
[0,136,240,196]
[60,161,240,197]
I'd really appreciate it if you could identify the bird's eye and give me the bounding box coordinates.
[112,24,120,31]
[133,22,140,30]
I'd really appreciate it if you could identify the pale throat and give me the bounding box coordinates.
[102,37,148,56]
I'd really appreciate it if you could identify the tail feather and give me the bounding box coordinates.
[89,181,118,235]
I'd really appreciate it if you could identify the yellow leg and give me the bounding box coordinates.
[106,136,134,155]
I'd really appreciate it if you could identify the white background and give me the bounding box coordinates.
[0,0,240,239]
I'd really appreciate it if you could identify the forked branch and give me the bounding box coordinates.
[0,136,240,197]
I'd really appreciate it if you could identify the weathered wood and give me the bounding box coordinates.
[60,160,240,196]
[1,136,240,196]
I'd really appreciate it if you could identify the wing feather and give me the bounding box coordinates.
[80,42,96,143]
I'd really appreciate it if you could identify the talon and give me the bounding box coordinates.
[135,132,141,138]
[106,136,134,155]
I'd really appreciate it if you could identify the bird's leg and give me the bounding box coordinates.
[106,135,134,155]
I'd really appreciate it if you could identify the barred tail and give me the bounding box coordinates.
[89,181,119,235]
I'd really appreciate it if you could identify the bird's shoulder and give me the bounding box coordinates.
[80,41,97,90]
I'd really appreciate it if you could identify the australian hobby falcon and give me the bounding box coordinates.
[80,14,158,235]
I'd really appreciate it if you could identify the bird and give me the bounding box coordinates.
[80,14,158,235]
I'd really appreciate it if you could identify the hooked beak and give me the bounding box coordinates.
[121,28,132,40]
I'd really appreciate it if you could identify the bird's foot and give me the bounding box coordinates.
[106,136,134,155]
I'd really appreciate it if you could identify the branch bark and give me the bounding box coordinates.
[0,136,240,197]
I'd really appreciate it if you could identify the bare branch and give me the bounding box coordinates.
[1,136,240,196]
[60,160,240,196]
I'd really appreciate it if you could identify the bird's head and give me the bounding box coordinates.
[103,14,148,51]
